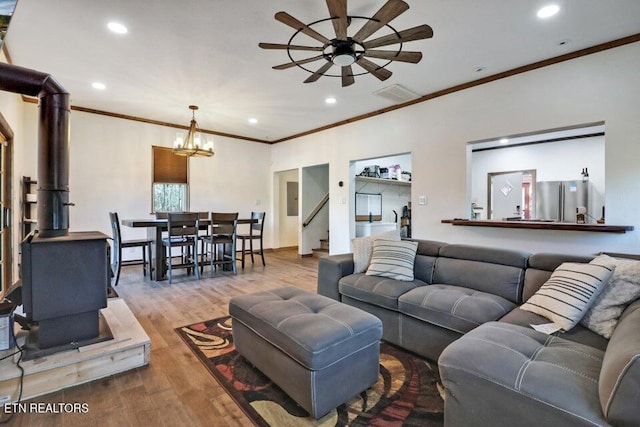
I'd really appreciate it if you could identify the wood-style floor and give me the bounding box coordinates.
[4,249,319,427]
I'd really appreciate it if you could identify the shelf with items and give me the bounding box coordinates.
[355,176,411,196]
[21,176,37,239]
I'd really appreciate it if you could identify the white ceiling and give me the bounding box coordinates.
[4,0,640,142]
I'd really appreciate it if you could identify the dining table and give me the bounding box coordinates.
[121,217,256,281]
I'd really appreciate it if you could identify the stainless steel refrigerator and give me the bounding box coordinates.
[536,181,589,222]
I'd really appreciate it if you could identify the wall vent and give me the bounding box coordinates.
[372,84,420,104]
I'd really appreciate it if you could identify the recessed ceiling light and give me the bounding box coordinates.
[537,5,560,19]
[107,22,128,34]
[248,118,258,124]
[499,138,509,144]
[91,82,106,90]
[325,97,337,104]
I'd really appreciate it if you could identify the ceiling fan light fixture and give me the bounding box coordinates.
[332,52,356,66]
[260,0,433,86]
[331,42,357,66]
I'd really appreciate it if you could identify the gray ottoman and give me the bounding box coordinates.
[229,286,383,419]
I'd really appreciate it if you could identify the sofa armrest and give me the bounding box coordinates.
[599,299,640,426]
[317,254,354,301]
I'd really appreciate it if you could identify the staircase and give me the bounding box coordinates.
[312,235,330,258]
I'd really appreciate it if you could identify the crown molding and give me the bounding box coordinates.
[9,33,640,145]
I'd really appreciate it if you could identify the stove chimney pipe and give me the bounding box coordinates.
[0,62,70,237]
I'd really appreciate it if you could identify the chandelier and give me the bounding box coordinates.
[172,105,214,157]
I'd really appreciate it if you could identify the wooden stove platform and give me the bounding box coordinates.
[0,298,150,403]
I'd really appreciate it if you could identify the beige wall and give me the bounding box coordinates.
[18,105,272,260]
[272,42,640,256]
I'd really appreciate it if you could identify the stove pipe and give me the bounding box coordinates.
[0,63,70,237]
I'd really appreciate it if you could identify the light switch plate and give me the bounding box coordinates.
[418,195,427,205]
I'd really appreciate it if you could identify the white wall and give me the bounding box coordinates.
[471,136,605,220]
[19,105,272,260]
[272,42,640,257]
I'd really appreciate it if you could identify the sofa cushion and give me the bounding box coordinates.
[366,239,419,281]
[411,239,447,284]
[581,254,640,338]
[520,261,614,331]
[438,322,608,427]
[599,299,640,426]
[438,244,530,268]
[500,307,609,351]
[351,229,401,273]
[433,257,525,304]
[339,273,427,311]
[523,253,594,302]
[398,285,516,334]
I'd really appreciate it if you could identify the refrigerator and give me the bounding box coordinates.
[536,181,589,222]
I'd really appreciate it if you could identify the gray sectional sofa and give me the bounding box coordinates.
[317,239,640,427]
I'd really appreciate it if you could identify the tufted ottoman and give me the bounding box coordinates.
[229,286,383,419]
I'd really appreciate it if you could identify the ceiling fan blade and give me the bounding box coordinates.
[364,50,422,63]
[355,57,392,81]
[363,24,433,49]
[275,11,331,45]
[259,43,324,52]
[304,61,334,83]
[352,0,409,42]
[273,55,327,70]
[326,0,348,40]
[342,65,355,87]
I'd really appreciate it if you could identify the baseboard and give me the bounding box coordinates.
[271,246,298,252]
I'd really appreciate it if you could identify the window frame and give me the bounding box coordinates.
[151,146,190,213]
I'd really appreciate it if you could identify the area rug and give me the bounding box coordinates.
[176,316,444,426]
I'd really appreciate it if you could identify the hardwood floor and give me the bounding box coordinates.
[4,249,319,427]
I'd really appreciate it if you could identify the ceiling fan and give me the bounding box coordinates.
[259,0,433,87]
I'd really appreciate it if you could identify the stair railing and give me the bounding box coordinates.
[302,192,329,228]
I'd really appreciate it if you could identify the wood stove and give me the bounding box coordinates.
[21,231,108,350]
[0,63,110,355]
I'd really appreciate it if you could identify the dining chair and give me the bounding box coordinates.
[201,212,238,275]
[162,212,200,284]
[237,211,266,269]
[108,212,152,286]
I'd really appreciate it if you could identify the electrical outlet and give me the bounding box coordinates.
[341,197,346,204]
[418,195,427,205]
[256,199,261,205]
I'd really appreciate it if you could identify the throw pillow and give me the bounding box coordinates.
[366,239,419,281]
[520,261,614,331]
[580,254,640,338]
[352,229,401,274]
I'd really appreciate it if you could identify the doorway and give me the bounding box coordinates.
[488,170,536,220]
[0,113,13,299]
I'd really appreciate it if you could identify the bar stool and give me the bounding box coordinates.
[162,212,200,284]
[108,212,152,286]
[201,212,238,275]
[236,211,266,268]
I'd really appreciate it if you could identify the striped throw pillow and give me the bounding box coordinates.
[520,262,614,331]
[366,240,419,282]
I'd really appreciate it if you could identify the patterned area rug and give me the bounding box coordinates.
[176,316,444,426]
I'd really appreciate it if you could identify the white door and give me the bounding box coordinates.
[490,172,523,219]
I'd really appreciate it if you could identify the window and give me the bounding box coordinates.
[152,146,188,212]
